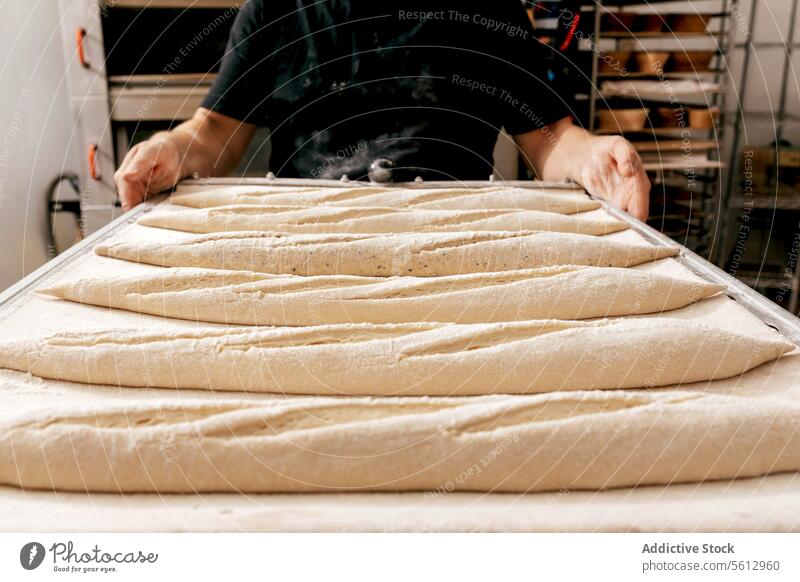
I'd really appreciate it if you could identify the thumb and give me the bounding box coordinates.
[611,139,639,178]
[115,145,161,210]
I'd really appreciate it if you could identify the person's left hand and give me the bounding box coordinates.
[578,136,650,221]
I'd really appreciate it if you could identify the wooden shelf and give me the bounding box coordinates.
[730,197,800,210]
[633,139,718,152]
[596,127,717,136]
[600,88,722,100]
[597,71,722,79]
[642,159,725,171]
[734,42,800,49]
[599,0,718,9]
[601,31,726,39]
[738,111,800,124]
[597,98,722,109]
[729,185,800,210]
[601,0,694,5]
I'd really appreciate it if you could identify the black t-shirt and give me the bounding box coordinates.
[202,0,572,180]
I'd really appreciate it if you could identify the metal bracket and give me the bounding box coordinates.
[602,201,800,345]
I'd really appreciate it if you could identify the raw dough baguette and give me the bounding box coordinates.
[137,204,627,235]
[39,266,725,325]
[95,231,679,276]
[171,185,601,214]
[0,319,790,396]
[3,391,800,493]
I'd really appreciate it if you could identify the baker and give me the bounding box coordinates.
[114,0,650,220]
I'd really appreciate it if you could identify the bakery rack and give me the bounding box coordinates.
[718,0,800,313]
[2,178,800,346]
[582,0,735,259]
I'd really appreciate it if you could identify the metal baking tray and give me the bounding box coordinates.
[2,178,799,345]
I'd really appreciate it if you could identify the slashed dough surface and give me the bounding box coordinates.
[1,185,799,528]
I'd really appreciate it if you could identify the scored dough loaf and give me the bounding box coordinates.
[0,319,790,396]
[136,204,628,235]
[39,266,725,325]
[95,231,679,276]
[3,391,800,493]
[170,185,602,214]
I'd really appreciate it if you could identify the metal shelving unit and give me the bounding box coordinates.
[585,0,735,258]
[718,0,800,313]
[723,2,800,205]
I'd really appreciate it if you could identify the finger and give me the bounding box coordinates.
[579,164,605,201]
[607,139,649,218]
[598,152,626,207]
[133,142,181,191]
[113,144,140,189]
[115,148,149,211]
[124,145,160,178]
[150,156,181,189]
[626,170,651,221]
[117,174,146,211]
[117,143,169,209]
[611,138,639,178]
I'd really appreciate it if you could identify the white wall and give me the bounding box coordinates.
[0,2,79,291]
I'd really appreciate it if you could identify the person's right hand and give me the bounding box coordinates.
[114,137,183,210]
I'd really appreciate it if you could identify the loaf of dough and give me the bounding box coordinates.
[137,204,627,235]
[95,231,679,276]
[3,391,800,493]
[39,266,725,325]
[0,319,790,395]
[171,185,602,214]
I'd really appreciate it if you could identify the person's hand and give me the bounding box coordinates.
[578,136,650,221]
[114,137,182,211]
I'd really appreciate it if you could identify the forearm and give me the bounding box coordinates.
[514,116,651,220]
[516,117,590,183]
[152,109,245,179]
[115,108,254,209]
